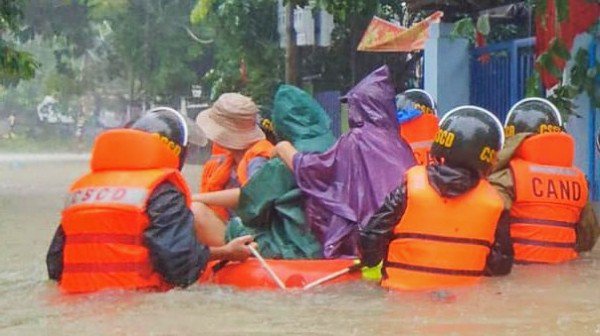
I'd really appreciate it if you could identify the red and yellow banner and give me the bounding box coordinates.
[357,11,444,52]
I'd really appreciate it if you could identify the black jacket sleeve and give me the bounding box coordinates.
[46,225,65,281]
[484,210,514,276]
[358,185,407,268]
[144,182,210,288]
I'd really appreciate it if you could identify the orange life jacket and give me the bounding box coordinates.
[200,140,273,221]
[509,133,588,264]
[399,114,439,165]
[60,129,192,294]
[200,144,234,221]
[383,166,503,291]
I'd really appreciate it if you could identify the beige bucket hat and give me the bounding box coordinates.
[196,93,265,150]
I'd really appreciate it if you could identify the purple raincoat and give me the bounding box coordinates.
[293,65,417,258]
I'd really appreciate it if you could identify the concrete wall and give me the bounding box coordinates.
[424,23,470,117]
[564,33,600,195]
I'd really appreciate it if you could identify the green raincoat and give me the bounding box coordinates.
[225,85,336,259]
[489,133,600,252]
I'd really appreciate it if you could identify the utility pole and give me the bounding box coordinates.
[285,2,297,85]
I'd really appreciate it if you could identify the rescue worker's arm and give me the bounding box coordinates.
[274,141,298,171]
[358,185,407,268]
[192,188,241,209]
[484,211,514,276]
[144,183,212,287]
[488,134,534,203]
[486,168,516,276]
[575,202,600,252]
[46,225,65,281]
[487,168,515,211]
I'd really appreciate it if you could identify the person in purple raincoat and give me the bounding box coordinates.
[273,65,417,258]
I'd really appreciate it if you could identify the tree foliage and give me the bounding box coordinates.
[0,0,39,86]
[305,0,424,92]
[528,0,600,119]
[94,0,206,104]
[192,0,284,107]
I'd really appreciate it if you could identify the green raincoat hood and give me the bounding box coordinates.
[273,85,335,152]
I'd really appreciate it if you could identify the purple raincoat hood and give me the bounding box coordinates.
[346,65,399,131]
[293,65,417,258]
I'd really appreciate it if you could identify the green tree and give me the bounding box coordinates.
[0,0,39,86]
[302,1,424,92]
[192,0,284,106]
[96,0,206,105]
[192,0,427,106]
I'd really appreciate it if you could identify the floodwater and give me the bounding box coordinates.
[1,155,600,335]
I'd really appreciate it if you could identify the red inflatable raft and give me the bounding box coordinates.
[199,259,361,290]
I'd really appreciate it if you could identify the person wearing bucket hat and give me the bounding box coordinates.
[46,107,256,294]
[489,98,599,264]
[358,106,514,291]
[194,93,274,229]
[195,84,336,258]
[396,89,440,165]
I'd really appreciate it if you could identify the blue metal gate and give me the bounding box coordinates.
[470,37,536,121]
[471,37,600,201]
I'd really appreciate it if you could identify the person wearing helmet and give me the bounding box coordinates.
[46,107,256,294]
[489,98,599,264]
[194,93,274,227]
[358,106,511,291]
[396,89,440,165]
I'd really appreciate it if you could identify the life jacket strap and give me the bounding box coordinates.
[393,232,492,248]
[66,233,144,245]
[512,237,576,249]
[509,217,576,228]
[384,261,484,277]
[63,262,153,275]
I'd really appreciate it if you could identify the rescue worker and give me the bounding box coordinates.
[396,89,439,165]
[195,93,273,226]
[490,97,599,264]
[46,107,255,294]
[359,106,511,291]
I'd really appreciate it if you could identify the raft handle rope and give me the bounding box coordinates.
[302,263,363,291]
[248,245,287,290]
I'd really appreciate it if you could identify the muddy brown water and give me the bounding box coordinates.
[1,156,599,335]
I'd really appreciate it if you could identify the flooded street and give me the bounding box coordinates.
[1,156,600,335]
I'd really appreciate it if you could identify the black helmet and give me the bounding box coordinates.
[396,89,437,116]
[431,106,504,177]
[504,97,562,137]
[130,107,207,169]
